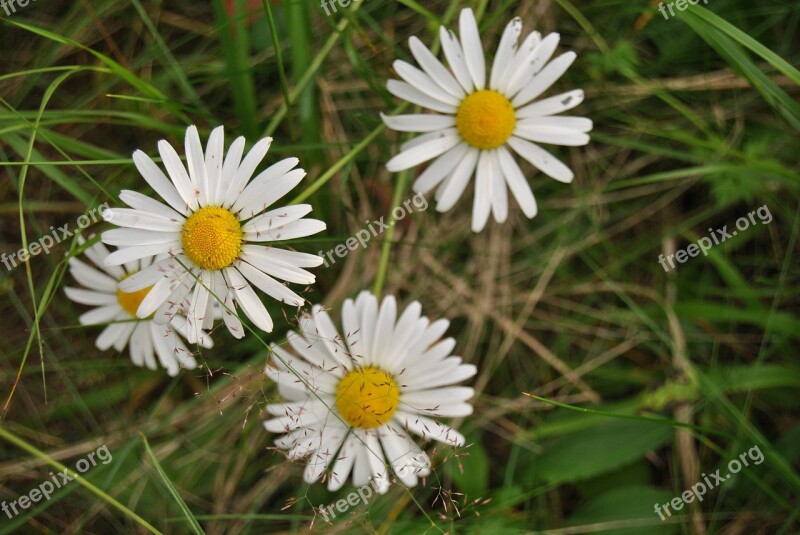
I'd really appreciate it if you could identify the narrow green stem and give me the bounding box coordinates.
[372,169,410,297]
[262,1,363,137]
[261,0,295,139]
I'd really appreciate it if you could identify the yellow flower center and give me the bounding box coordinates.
[456,89,517,149]
[335,367,400,429]
[116,285,153,317]
[181,206,243,270]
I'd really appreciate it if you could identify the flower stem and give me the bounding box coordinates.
[372,168,411,297]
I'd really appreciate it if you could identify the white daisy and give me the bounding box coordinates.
[64,237,211,376]
[100,125,326,342]
[263,291,476,493]
[382,8,591,232]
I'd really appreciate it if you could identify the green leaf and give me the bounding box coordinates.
[567,485,678,535]
[534,419,672,485]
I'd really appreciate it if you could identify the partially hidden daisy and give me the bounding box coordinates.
[264,291,476,493]
[382,8,592,232]
[101,125,326,342]
[64,236,211,376]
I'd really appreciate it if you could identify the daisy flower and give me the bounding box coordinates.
[64,237,211,376]
[382,8,592,232]
[101,125,326,342]
[264,291,476,493]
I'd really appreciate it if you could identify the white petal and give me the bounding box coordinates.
[68,258,119,292]
[224,267,273,332]
[408,36,465,99]
[513,124,590,146]
[364,433,390,494]
[137,269,190,318]
[435,146,479,212]
[235,166,306,219]
[402,387,475,409]
[507,136,574,183]
[490,17,522,90]
[520,116,592,133]
[408,318,450,358]
[386,79,457,115]
[380,113,455,133]
[184,125,209,206]
[240,245,323,269]
[386,129,460,172]
[471,150,492,232]
[117,257,176,292]
[204,126,225,205]
[440,27,474,93]
[396,411,465,446]
[405,362,477,391]
[96,320,132,351]
[327,433,359,491]
[236,260,305,306]
[500,30,540,89]
[118,190,185,222]
[515,89,585,119]
[223,136,273,208]
[459,8,486,90]
[416,403,474,417]
[102,208,183,233]
[102,228,181,247]
[490,151,508,224]
[393,60,461,107]
[239,248,316,285]
[157,139,198,210]
[104,242,181,266]
[497,144,538,217]
[220,136,246,204]
[78,237,125,280]
[386,301,422,363]
[64,287,116,306]
[357,295,378,363]
[241,204,313,235]
[309,304,352,369]
[512,51,577,107]
[243,219,326,243]
[412,142,469,194]
[505,33,560,97]
[371,295,397,366]
[303,425,348,484]
[79,304,120,325]
[186,273,211,344]
[132,150,188,215]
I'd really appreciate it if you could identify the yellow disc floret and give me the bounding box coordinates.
[336,367,400,429]
[117,284,153,317]
[181,206,243,270]
[455,89,516,149]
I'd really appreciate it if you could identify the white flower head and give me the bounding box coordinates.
[383,8,591,232]
[101,125,326,342]
[64,236,211,376]
[264,291,476,494]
